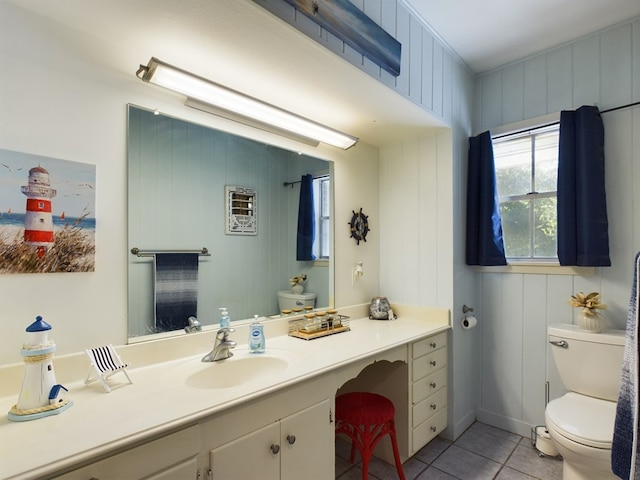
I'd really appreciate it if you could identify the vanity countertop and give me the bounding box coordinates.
[0,304,449,480]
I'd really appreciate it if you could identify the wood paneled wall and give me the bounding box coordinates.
[474,19,640,436]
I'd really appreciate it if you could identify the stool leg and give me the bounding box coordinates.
[388,419,406,480]
[360,446,372,480]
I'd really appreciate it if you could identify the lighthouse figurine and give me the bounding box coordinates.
[21,166,57,258]
[8,316,72,422]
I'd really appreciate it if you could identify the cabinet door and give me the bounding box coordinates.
[280,399,332,480]
[210,422,280,480]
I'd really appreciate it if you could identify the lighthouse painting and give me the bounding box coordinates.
[22,166,57,258]
[0,148,95,273]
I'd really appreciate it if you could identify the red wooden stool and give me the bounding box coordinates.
[335,392,406,480]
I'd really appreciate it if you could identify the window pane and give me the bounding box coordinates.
[534,131,558,193]
[321,178,330,216]
[320,217,329,258]
[500,200,530,257]
[533,197,557,257]
[313,175,330,260]
[494,137,532,196]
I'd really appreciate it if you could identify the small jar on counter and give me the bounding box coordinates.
[303,313,318,332]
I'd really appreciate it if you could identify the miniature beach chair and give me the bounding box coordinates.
[85,344,132,393]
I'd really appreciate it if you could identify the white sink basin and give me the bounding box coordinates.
[166,350,295,390]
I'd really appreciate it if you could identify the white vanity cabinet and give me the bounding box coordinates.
[4,314,451,480]
[207,398,333,480]
[52,425,199,480]
[409,331,448,455]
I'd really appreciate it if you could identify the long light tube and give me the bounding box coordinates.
[136,58,358,149]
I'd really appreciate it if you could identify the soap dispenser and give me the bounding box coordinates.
[249,315,265,353]
[219,308,230,328]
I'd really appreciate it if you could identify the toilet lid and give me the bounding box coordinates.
[546,392,617,449]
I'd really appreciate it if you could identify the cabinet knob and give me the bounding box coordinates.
[286,435,296,445]
[430,360,437,367]
[430,426,437,432]
[430,382,437,389]
[430,403,437,410]
[430,342,437,348]
[270,444,280,454]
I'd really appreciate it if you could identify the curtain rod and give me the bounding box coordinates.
[130,247,210,257]
[600,100,640,114]
[283,180,302,188]
[492,100,640,140]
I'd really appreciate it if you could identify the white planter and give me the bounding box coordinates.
[576,310,606,333]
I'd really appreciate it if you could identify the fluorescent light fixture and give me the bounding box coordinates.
[136,57,358,149]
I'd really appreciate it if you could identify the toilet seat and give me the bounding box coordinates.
[546,392,617,449]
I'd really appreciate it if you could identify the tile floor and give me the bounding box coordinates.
[336,422,563,480]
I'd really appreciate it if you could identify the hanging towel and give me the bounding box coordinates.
[612,251,640,479]
[153,253,199,332]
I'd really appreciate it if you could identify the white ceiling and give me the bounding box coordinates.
[6,0,640,147]
[404,0,640,73]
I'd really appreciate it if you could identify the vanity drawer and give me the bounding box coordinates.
[412,348,447,382]
[53,425,199,479]
[412,408,448,452]
[412,388,447,428]
[412,368,447,404]
[412,332,447,359]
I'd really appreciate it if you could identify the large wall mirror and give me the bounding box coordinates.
[127,105,333,339]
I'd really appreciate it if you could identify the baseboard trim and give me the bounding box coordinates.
[476,408,534,438]
[442,409,477,441]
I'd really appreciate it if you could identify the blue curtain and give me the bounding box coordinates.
[466,131,507,266]
[296,174,316,261]
[557,105,611,266]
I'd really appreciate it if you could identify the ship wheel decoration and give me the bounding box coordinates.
[348,208,370,245]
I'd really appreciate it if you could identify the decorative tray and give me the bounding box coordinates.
[288,313,350,340]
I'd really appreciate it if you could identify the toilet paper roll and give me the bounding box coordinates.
[461,315,477,329]
[534,426,559,457]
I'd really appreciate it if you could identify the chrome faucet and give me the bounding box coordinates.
[202,327,236,362]
[184,316,202,334]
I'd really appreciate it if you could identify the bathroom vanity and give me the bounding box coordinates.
[0,304,449,480]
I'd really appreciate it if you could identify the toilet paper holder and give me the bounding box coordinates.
[461,305,477,329]
[530,425,561,459]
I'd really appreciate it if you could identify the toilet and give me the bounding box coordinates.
[277,291,316,312]
[545,324,625,480]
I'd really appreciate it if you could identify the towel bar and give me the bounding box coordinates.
[130,247,210,257]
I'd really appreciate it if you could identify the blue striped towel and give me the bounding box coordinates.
[153,253,199,332]
[612,251,640,479]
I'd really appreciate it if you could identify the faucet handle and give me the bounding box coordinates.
[216,327,235,340]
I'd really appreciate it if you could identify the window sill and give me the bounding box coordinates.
[473,262,595,276]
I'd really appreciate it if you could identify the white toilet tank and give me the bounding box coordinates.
[549,324,625,401]
[277,291,316,311]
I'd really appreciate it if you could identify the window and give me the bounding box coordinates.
[493,125,559,261]
[312,175,330,259]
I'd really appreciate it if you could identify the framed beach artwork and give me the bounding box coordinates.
[0,149,96,273]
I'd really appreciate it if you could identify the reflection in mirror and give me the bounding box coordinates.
[127,105,332,339]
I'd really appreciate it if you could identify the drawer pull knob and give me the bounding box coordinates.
[430,403,437,410]
[430,342,437,348]
[430,426,437,432]
[430,382,437,388]
[430,360,437,366]
[270,444,281,454]
[287,435,296,445]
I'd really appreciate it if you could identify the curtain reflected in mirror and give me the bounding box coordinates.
[127,105,332,338]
